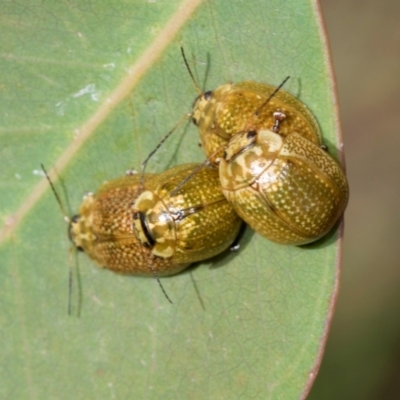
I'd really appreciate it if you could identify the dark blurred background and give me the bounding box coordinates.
[308,1,400,399]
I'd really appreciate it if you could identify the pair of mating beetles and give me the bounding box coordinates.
[47,51,349,304]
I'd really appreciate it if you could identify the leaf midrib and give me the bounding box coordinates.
[0,0,204,244]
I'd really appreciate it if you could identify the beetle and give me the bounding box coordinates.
[181,52,348,244]
[67,171,187,277]
[43,162,242,305]
[191,80,322,165]
[218,125,349,245]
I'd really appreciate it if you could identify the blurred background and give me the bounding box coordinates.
[308,1,400,399]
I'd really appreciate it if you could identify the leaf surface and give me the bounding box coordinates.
[0,1,342,399]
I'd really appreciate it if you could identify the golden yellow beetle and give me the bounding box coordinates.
[44,162,242,303]
[192,80,322,164]
[190,79,349,245]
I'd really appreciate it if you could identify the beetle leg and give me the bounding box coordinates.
[272,111,286,132]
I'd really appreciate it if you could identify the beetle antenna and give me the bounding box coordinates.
[181,47,202,95]
[138,47,205,189]
[253,76,290,118]
[42,163,82,316]
[41,164,70,224]
[149,260,173,304]
[140,113,189,189]
[67,247,75,315]
[169,144,225,197]
[169,162,206,197]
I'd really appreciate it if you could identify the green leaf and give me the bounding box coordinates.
[0,1,343,399]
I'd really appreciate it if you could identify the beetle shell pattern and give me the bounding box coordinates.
[219,128,349,245]
[133,163,242,264]
[192,81,322,164]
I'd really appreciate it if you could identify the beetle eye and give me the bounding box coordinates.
[192,117,198,126]
[247,131,257,139]
[223,150,228,159]
[204,91,213,100]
